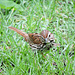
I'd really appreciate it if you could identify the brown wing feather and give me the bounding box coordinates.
[28,33,42,44]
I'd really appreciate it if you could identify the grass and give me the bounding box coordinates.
[0,0,75,75]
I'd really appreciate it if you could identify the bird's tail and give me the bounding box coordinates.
[8,26,28,41]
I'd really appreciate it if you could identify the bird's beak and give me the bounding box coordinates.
[45,38,47,43]
[45,38,54,43]
[45,38,49,43]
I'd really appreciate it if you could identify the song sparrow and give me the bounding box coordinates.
[9,27,59,52]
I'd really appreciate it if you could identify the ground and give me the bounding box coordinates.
[0,0,75,75]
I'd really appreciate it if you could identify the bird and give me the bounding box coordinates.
[8,26,60,52]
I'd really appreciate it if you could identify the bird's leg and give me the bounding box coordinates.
[41,53,46,58]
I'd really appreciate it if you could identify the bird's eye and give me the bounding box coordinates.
[49,35,50,37]
[32,35,33,37]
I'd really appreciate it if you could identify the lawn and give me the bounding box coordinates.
[0,0,75,75]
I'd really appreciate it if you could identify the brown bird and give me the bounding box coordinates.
[9,27,59,52]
